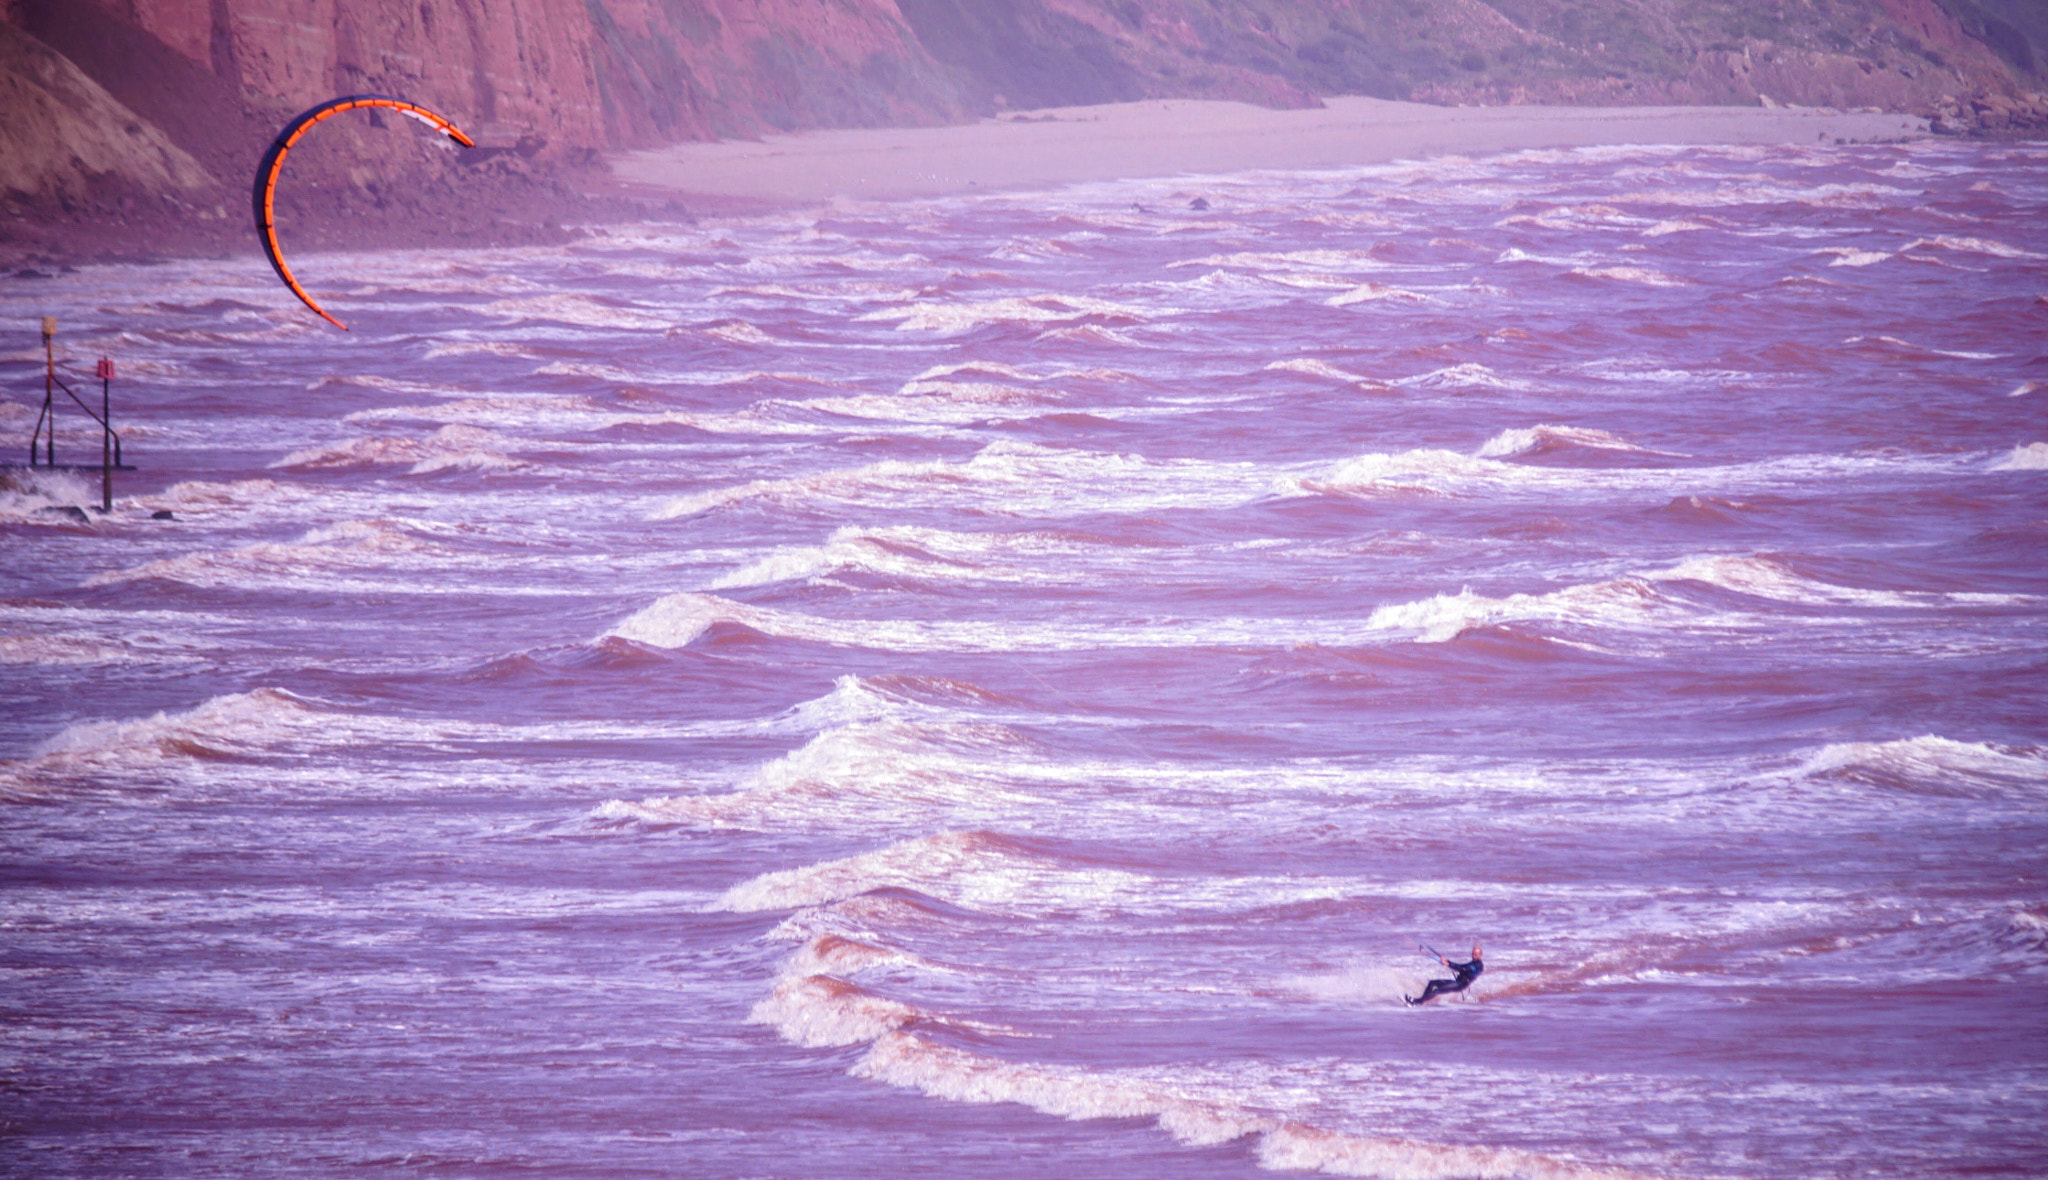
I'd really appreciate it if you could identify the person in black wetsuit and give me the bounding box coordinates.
[1405,943,1482,1006]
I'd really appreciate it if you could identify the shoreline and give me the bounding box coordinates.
[611,95,1932,207]
[0,97,1941,272]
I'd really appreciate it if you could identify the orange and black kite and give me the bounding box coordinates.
[252,94,474,330]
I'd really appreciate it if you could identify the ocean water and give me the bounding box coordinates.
[3,139,2045,1179]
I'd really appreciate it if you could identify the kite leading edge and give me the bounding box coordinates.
[252,95,475,330]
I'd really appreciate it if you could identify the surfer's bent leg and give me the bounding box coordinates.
[1413,978,1456,1004]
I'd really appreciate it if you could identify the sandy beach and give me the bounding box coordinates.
[612,95,1931,206]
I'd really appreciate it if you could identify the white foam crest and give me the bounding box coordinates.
[1569,265,1687,287]
[1260,271,1363,293]
[1476,425,1646,458]
[906,360,1043,383]
[597,405,834,438]
[1326,282,1432,307]
[857,295,1153,334]
[1365,547,2031,646]
[1257,1120,1641,1179]
[1301,209,1398,230]
[1363,580,1676,644]
[1611,179,1912,211]
[610,589,1458,654]
[347,395,598,431]
[1293,442,1975,504]
[747,972,924,1048]
[652,441,1267,521]
[606,592,778,646]
[407,449,526,475]
[86,518,444,589]
[0,469,100,521]
[270,424,526,473]
[714,830,1043,911]
[855,1032,1263,1140]
[1302,448,1501,496]
[1642,218,1709,236]
[721,828,1420,916]
[2009,381,2045,398]
[1650,553,2027,608]
[652,457,947,520]
[137,478,316,516]
[1150,269,1297,302]
[532,360,646,383]
[786,930,923,977]
[1851,333,2004,361]
[420,340,541,361]
[1815,247,1892,267]
[853,1034,1642,1180]
[1494,246,1577,267]
[482,294,675,331]
[1032,323,1145,347]
[1168,249,1389,273]
[797,379,1055,424]
[0,631,141,666]
[711,529,917,589]
[599,718,1041,832]
[703,320,778,345]
[1266,359,1369,383]
[1798,736,2047,794]
[712,525,1041,590]
[1902,235,2045,261]
[3,689,330,794]
[1395,363,1526,391]
[304,373,470,399]
[710,542,841,589]
[1848,334,2004,360]
[1989,442,2048,471]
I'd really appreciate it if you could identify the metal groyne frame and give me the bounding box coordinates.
[14,317,132,514]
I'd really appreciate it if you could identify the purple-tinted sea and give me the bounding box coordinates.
[4,139,2046,1179]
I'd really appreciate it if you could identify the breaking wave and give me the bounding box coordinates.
[2,688,329,798]
[851,1034,1647,1180]
[1797,736,2048,799]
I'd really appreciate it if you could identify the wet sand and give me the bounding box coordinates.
[612,95,1931,205]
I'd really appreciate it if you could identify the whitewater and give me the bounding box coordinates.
[3,138,2044,1179]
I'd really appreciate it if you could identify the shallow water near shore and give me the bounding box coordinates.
[3,139,2046,1179]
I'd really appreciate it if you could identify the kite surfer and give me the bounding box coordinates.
[1405,943,1482,1006]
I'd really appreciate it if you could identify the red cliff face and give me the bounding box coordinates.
[36,0,610,151]
[584,0,970,144]
[21,0,971,155]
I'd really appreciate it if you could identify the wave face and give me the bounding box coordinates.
[4,140,2046,1179]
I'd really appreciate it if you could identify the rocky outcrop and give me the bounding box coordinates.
[1930,88,2048,134]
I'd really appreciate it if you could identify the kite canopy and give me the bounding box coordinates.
[251,95,475,330]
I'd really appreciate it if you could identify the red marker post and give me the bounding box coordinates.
[97,357,114,511]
